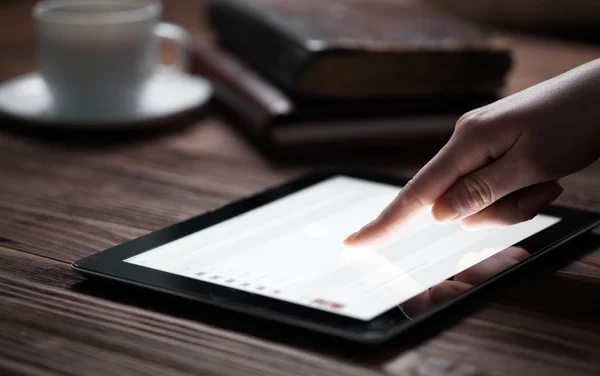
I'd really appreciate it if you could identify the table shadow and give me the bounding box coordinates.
[0,105,210,150]
[71,232,600,366]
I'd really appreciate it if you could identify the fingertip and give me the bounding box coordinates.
[342,230,374,248]
[342,232,358,247]
[342,222,389,248]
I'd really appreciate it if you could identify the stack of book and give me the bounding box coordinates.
[191,0,512,160]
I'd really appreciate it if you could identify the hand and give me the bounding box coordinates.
[345,59,600,247]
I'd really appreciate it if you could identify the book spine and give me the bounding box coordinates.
[208,0,312,94]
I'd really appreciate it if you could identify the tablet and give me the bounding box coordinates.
[72,169,600,344]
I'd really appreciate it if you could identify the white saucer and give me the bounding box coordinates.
[0,70,213,128]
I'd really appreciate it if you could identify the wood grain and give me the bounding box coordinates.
[0,275,379,376]
[0,1,599,375]
[1,244,599,376]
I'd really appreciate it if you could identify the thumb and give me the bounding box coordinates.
[459,181,563,230]
[431,155,538,223]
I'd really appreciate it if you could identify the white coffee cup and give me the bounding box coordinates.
[33,0,189,116]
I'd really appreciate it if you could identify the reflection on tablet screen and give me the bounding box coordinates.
[125,176,560,321]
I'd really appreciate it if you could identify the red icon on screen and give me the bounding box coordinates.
[313,298,345,309]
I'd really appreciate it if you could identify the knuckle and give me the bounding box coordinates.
[402,187,428,209]
[399,178,428,208]
[454,110,486,134]
[458,176,494,212]
[403,178,416,191]
[452,111,495,149]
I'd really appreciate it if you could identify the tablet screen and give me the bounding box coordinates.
[125,176,561,321]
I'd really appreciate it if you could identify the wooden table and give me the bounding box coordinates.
[1,1,600,375]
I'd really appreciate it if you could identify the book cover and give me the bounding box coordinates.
[191,45,495,160]
[208,0,512,99]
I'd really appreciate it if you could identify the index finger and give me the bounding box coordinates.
[343,133,490,247]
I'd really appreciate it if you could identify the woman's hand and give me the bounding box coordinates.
[345,59,600,247]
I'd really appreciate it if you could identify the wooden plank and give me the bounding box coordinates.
[0,246,84,288]
[0,271,396,376]
[0,126,303,262]
[1,244,599,376]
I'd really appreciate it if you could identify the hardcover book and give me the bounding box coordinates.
[208,0,512,99]
[191,45,495,160]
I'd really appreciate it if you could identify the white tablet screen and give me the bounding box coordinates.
[125,176,560,321]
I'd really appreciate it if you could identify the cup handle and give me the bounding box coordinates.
[154,22,189,72]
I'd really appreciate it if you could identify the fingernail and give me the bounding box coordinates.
[432,198,461,223]
[343,232,358,246]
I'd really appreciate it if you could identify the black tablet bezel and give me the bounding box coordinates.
[72,169,600,344]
